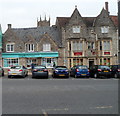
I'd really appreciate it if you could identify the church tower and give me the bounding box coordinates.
[37,15,50,27]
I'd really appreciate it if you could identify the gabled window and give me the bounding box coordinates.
[6,43,14,52]
[72,26,81,33]
[25,44,34,52]
[101,26,109,33]
[43,44,51,51]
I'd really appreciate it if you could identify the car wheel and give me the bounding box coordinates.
[8,75,11,78]
[114,73,117,78]
[94,73,98,78]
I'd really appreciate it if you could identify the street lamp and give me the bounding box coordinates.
[91,30,98,65]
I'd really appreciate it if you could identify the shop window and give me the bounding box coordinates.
[4,58,19,67]
[6,43,14,52]
[41,58,57,68]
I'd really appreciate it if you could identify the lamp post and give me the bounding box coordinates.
[91,30,98,65]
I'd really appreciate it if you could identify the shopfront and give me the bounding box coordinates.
[2,52,58,68]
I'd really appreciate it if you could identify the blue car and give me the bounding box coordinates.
[70,65,90,78]
[52,66,69,78]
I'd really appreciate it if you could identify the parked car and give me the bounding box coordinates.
[52,66,69,78]
[89,65,111,78]
[32,65,48,79]
[70,65,90,78]
[110,65,120,78]
[8,65,28,78]
[0,66,4,76]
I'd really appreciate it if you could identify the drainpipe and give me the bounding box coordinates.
[118,0,120,64]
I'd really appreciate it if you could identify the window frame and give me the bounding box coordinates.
[6,43,15,52]
[43,44,51,52]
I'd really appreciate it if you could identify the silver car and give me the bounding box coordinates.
[8,65,28,78]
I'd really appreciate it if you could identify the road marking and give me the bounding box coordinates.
[42,108,69,112]
[90,106,113,109]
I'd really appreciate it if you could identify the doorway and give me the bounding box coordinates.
[89,60,94,68]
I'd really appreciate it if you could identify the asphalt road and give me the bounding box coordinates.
[2,76,119,115]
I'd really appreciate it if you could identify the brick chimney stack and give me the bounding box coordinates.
[8,24,12,29]
[105,2,109,13]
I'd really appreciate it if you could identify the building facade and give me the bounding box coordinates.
[0,25,2,67]
[2,2,119,68]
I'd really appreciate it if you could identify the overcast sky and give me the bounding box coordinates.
[0,0,118,33]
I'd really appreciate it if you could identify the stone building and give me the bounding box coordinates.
[0,25,2,67]
[2,2,118,68]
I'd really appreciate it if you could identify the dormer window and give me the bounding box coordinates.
[72,26,81,33]
[101,26,109,33]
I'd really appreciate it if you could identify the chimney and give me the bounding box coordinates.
[105,2,109,13]
[8,24,12,29]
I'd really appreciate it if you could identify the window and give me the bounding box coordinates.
[6,44,14,52]
[41,58,57,68]
[72,26,80,33]
[103,41,110,51]
[43,44,51,51]
[26,44,34,52]
[4,58,19,67]
[88,42,95,49]
[101,26,109,33]
[73,41,83,51]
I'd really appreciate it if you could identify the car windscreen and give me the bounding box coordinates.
[34,66,46,69]
[55,66,67,70]
[78,66,88,69]
[11,66,21,69]
[99,66,110,69]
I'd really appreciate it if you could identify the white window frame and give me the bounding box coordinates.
[43,44,51,51]
[25,44,34,52]
[73,41,83,51]
[101,26,109,33]
[6,43,14,52]
[72,26,81,33]
[103,41,110,51]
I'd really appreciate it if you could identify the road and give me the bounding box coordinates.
[2,75,119,115]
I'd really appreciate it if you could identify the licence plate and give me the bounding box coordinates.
[104,71,108,72]
[59,74,65,76]
[81,74,86,75]
[12,73,16,75]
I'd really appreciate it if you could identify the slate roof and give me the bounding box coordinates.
[12,26,62,47]
[56,16,118,27]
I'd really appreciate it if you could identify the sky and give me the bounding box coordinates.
[0,0,118,33]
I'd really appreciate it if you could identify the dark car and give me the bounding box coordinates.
[52,66,69,78]
[89,65,111,78]
[32,65,48,79]
[110,65,120,78]
[0,66,4,76]
[70,65,90,78]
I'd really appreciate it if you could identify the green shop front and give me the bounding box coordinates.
[2,52,59,68]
